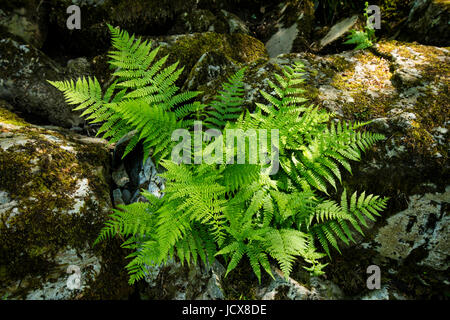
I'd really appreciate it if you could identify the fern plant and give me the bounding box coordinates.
[49,24,204,163]
[344,2,377,51]
[92,58,387,284]
[50,26,388,285]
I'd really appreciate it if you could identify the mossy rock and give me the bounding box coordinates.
[0,36,87,128]
[199,41,448,299]
[149,32,268,87]
[401,0,450,46]
[0,3,46,48]
[0,116,131,299]
[0,102,29,127]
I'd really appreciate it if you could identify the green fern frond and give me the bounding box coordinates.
[204,67,247,130]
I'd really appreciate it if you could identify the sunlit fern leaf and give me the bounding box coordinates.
[204,67,247,130]
[264,228,308,279]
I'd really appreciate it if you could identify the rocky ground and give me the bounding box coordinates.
[0,0,448,300]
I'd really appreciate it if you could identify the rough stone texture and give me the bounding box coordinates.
[263,0,315,57]
[0,108,132,300]
[0,37,86,127]
[169,9,251,36]
[111,133,165,205]
[371,189,449,271]
[317,15,359,50]
[402,0,450,46]
[255,267,344,300]
[169,9,227,35]
[0,0,447,300]
[140,260,226,300]
[148,32,268,88]
[0,5,46,48]
[266,22,300,58]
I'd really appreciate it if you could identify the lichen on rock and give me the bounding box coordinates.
[0,115,131,299]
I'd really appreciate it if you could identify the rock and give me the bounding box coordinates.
[264,0,315,57]
[0,37,87,127]
[255,266,344,300]
[183,50,239,95]
[66,58,92,79]
[316,15,359,51]
[112,189,125,206]
[370,189,449,271]
[198,39,448,299]
[42,0,256,57]
[0,109,132,300]
[112,164,130,188]
[266,22,301,58]
[169,9,228,35]
[121,189,131,204]
[43,0,201,57]
[22,246,102,300]
[0,4,46,48]
[140,259,225,300]
[360,286,388,300]
[149,32,268,88]
[402,0,450,46]
[220,10,251,34]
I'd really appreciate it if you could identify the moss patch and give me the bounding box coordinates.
[153,32,268,86]
[0,105,29,127]
[0,119,120,298]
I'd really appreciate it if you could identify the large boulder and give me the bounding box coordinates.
[0,37,90,128]
[148,32,268,88]
[0,106,132,300]
[401,0,450,46]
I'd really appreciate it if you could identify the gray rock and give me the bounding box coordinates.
[359,285,410,300]
[255,266,344,300]
[221,10,250,34]
[141,259,225,300]
[266,23,300,58]
[23,246,102,300]
[121,189,132,204]
[0,114,130,300]
[318,15,359,50]
[113,188,125,206]
[402,0,450,46]
[264,1,315,57]
[0,37,84,127]
[371,188,449,271]
[112,164,130,188]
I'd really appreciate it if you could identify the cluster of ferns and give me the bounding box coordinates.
[50,25,388,284]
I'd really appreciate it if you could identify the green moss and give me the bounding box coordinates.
[0,124,114,297]
[156,32,268,86]
[376,41,449,158]
[0,105,29,127]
